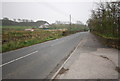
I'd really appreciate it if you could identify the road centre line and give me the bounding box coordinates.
[0,51,38,67]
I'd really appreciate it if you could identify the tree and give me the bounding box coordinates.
[87,2,119,38]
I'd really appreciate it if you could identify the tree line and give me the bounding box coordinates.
[1,17,49,27]
[87,2,120,38]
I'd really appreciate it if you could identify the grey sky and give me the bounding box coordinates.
[1,0,117,24]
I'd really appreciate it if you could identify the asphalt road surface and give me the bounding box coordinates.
[2,32,87,79]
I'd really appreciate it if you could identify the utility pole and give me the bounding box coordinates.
[70,14,71,26]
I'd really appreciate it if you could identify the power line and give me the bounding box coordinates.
[37,2,82,23]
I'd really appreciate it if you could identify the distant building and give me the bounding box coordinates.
[55,21,70,24]
[39,23,49,28]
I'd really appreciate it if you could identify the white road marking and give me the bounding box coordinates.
[0,51,38,67]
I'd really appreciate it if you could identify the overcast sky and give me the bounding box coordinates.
[1,0,117,24]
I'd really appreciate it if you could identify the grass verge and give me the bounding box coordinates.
[2,29,63,53]
[2,25,89,53]
[92,31,120,49]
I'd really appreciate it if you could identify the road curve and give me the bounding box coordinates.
[2,32,87,79]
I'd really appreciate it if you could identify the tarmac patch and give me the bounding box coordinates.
[115,66,120,73]
[99,55,109,60]
[58,67,69,75]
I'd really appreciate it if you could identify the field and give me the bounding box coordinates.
[49,24,89,36]
[2,26,34,30]
[2,26,63,52]
[2,25,89,52]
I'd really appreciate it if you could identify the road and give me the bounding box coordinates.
[55,32,118,79]
[2,32,87,79]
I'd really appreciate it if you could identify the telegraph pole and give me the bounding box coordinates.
[70,14,71,26]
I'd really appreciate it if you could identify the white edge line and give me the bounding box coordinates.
[51,40,83,80]
[0,51,38,67]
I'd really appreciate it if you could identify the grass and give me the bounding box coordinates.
[62,25,89,36]
[92,31,119,49]
[2,26,35,32]
[2,26,63,52]
[93,31,119,40]
[2,30,63,52]
[3,26,34,29]
[49,24,89,36]
[2,25,89,53]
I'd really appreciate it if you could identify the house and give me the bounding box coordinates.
[39,23,49,29]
